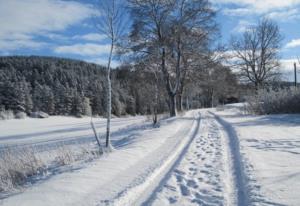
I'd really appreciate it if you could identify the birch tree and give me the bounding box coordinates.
[95,0,127,150]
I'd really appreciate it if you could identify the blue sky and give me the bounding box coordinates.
[0,0,299,80]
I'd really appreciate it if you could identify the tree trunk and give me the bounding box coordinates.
[153,75,159,124]
[211,88,214,108]
[91,119,103,153]
[105,41,114,149]
[169,93,177,117]
[106,73,111,148]
[186,96,189,110]
[178,93,183,111]
[254,81,263,93]
[161,47,176,117]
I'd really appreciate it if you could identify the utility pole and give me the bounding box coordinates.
[294,62,297,88]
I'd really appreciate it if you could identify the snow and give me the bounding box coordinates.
[0,116,146,147]
[150,111,237,206]
[0,111,201,205]
[214,104,300,206]
[1,105,300,206]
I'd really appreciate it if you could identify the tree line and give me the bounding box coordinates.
[0,56,161,117]
[0,55,237,118]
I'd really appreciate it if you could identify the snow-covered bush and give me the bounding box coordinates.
[55,146,75,166]
[246,88,300,114]
[0,143,101,193]
[53,143,101,166]
[77,145,100,160]
[0,110,14,120]
[30,111,49,118]
[0,147,45,192]
[15,111,27,119]
[82,97,92,116]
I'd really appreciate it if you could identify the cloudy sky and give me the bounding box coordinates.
[213,0,300,80]
[0,0,299,80]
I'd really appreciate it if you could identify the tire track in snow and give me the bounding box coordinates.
[137,112,201,206]
[150,111,236,206]
[99,111,201,206]
[211,111,249,206]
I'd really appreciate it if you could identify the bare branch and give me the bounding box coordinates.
[230,18,282,88]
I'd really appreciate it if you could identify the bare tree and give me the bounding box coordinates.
[134,56,161,124]
[231,18,282,89]
[176,49,222,111]
[128,0,216,116]
[95,0,127,150]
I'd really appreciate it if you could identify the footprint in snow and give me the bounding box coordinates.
[187,179,198,189]
[168,197,177,204]
[198,177,204,182]
[175,175,183,183]
[200,170,209,174]
[204,163,212,168]
[174,169,185,175]
[180,184,190,196]
[165,184,177,191]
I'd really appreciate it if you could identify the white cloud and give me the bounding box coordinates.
[0,33,47,51]
[54,43,111,56]
[223,8,256,16]
[233,20,254,33]
[0,0,96,51]
[266,8,300,21]
[281,59,298,70]
[72,33,106,42]
[213,0,300,12]
[45,33,69,41]
[280,59,300,81]
[286,39,300,48]
[0,39,47,51]
[85,58,119,68]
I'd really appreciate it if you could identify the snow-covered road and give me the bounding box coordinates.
[146,109,257,206]
[150,111,238,206]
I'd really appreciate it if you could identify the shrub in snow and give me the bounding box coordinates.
[30,111,49,118]
[0,147,45,192]
[246,88,300,114]
[55,146,75,166]
[83,97,92,116]
[0,110,14,120]
[0,142,101,193]
[15,111,27,119]
[78,145,101,160]
[54,143,101,165]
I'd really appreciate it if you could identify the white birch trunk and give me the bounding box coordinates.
[105,40,114,150]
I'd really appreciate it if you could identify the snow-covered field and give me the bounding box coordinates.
[0,116,146,148]
[1,106,299,206]
[214,104,300,206]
